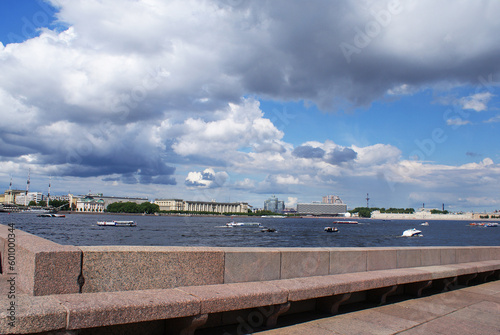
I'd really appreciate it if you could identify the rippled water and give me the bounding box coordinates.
[1,213,499,247]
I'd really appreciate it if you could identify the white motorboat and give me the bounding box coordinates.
[402,228,423,237]
[324,227,339,233]
[420,222,429,226]
[97,220,136,227]
[226,221,262,227]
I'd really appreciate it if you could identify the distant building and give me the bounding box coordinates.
[322,195,343,204]
[297,195,347,216]
[154,199,249,213]
[15,192,44,205]
[75,193,149,212]
[2,190,24,204]
[264,195,285,213]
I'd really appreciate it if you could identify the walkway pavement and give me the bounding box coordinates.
[253,280,500,335]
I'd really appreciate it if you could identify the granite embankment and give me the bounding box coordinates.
[0,223,499,334]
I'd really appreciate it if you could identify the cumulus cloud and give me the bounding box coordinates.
[325,147,358,165]
[185,168,228,188]
[292,145,326,159]
[1,0,500,209]
[459,92,494,112]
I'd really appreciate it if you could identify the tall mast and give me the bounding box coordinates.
[47,176,51,207]
[25,168,31,206]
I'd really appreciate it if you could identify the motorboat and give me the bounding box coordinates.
[97,220,136,227]
[332,221,358,224]
[485,222,499,227]
[261,228,277,233]
[324,227,339,233]
[226,221,262,227]
[402,228,422,237]
[420,222,429,226]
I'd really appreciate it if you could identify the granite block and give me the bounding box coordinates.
[80,246,224,293]
[329,248,367,274]
[177,282,288,314]
[0,224,82,296]
[420,247,442,266]
[439,248,457,265]
[474,260,500,273]
[397,248,421,268]
[392,268,433,284]
[279,248,330,279]
[272,275,350,301]
[0,294,67,334]
[222,248,281,283]
[456,247,475,263]
[338,271,398,292]
[366,248,397,271]
[55,289,200,329]
[417,265,459,279]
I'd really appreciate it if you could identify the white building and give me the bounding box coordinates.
[154,199,249,214]
[15,192,44,205]
[297,195,348,216]
[75,194,149,212]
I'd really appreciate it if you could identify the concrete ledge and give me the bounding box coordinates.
[80,246,224,293]
[0,224,81,296]
[1,261,499,334]
[222,248,281,283]
[55,289,200,330]
[0,294,67,334]
[178,281,288,314]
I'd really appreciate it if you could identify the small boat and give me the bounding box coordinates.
[97,220,136,227]
[485,222,499,227]
[332,221,358,224]
[226,221,262,227]
[261,228,277,233]
[324,227,339,233]
[420,222,429,226]
[402,228,422,237]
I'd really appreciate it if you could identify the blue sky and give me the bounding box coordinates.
[1,0,499,212]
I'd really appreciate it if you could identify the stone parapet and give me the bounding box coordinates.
[0,224,81,296]
[0,224,499,334]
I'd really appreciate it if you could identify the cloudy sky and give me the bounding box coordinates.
[1,0,499,212]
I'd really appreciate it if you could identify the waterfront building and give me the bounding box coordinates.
[76,195,105,212]
[297,195,347,216]
[264,195,285,213]
[154,199,249,213]
[2,190,27,204]
[75,193,149,212]
[154,199,185,212]
[15,192,44,205]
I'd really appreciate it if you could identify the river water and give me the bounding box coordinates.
[1,213,498,248]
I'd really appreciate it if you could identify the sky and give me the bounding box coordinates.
[0,0,499,212]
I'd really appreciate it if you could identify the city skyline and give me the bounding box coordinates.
[1,1,500,211]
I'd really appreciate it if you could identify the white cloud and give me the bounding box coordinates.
[459,92,494,112]
[185,168,228,188]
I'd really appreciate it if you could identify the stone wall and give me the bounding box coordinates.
[0,224,499,296]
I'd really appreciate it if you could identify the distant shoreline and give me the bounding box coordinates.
[51,211,500,221]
